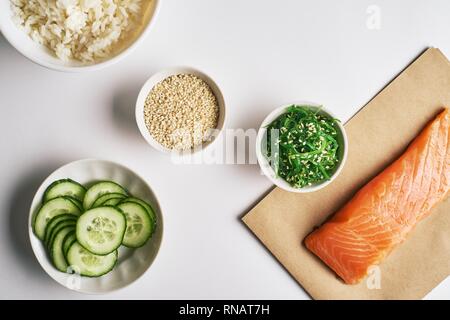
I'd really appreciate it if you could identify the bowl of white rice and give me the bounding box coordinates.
[0,0,159,72]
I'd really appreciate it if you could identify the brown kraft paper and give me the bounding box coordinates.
[242,47,450,300]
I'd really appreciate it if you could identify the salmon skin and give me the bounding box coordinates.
[305,108,450,284]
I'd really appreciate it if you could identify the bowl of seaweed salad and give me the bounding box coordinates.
[256,103,348,193]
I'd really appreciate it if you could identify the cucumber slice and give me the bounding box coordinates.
[102,198,124,206]
[43,179,86,202]
[117,202,153,248]
[66,197,83,211]
[83,181,127,209]
[66,242,117,277]
[51,226,75,272]
[76,207,126,255]
[34,197,81,240]
[91,193,127,208]
[46,220,76,249]
[62,231,77,259]
[120,197,157,227]
[43,214,77,245]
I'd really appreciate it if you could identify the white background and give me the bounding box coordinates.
[1,0,450,299]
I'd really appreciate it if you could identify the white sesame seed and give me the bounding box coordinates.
[143,74,219,150]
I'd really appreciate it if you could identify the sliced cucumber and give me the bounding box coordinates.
[83,181,127,209]
[51,226,75,272]
[117,202,153,248]
[43,214,77,245]
[66,242,117,277]
[46,220,76,249]
[76,207,126,255]
[120,197,157,227]
[102,198,125,206]
[91,193,127,208]
[35,178,158,278]
[34,197,81,240]
[62,231,77,259]
[43,179,86,202]
[66,197,83,211]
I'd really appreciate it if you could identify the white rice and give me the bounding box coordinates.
[10,0,142,62]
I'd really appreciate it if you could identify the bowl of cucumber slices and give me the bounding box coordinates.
[28,159,163,294]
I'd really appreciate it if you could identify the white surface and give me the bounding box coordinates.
[28,159,163,294]
[255,103,348,193]
[0,0,449,299]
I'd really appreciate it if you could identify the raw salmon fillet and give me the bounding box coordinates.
[305,108,450,284]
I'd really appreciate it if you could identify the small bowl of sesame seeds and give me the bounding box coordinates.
[136,67,226,155]
[256,102,348,193]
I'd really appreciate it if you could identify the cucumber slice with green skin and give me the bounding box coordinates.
[51,226,75,272]
[66,196,83,211]
[43,179,86,203]
[66,242,117,277]
[83,181,127,209]
[34,197,81,240]
[91,193,127,208]
[117,202,153,248]
[46,220,76,250]
[120,197,157,232]
[76,207,126,255]
[102,198,125,206]
[43,214,77,245]
[62,231,77,259]
[120,197,157,237]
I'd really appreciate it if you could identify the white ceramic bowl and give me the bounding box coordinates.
[0,1,159,72]
[135,67,226,155]
[28,159,163,294]
[256,103,348,193]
